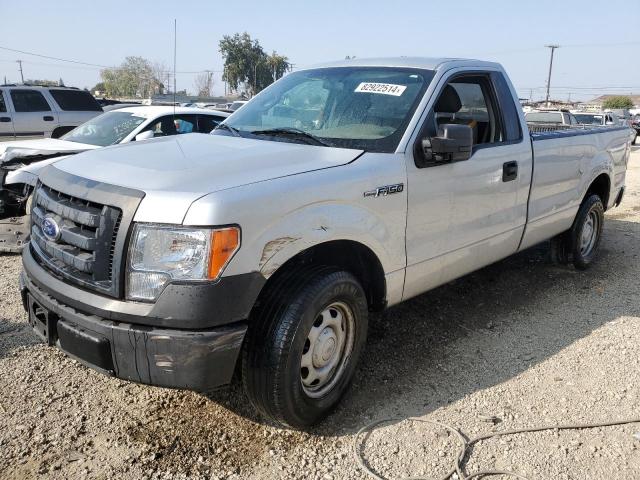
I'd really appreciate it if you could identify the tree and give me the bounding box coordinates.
[219,33,289,96]
[100,56,163,98]
[602,96,634,109]
[24,79,58,87]
[91,82,106,94]
[194,71,214,97]
[151,62,168,94]
[265,52,290,82]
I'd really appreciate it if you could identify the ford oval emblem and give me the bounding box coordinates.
[42,216,62,242]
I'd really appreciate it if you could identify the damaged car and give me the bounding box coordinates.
[0,106,230,251]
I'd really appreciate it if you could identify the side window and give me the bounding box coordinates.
[48,89,101,111]
[197,115,225,133]
[430,75,503,146]
[142,115,197,137]
[143,116,177,137]
[568,114,577,125]
[0,91,6,113]
[10,89,51,112]
[173,115,196,134]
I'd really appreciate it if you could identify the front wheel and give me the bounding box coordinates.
[570,194,605,270]
[242,266,368,428]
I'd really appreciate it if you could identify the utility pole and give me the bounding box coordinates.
[544,45,559,107]
[16,60,24,84]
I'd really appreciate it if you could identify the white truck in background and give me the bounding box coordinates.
[20,57,631,428]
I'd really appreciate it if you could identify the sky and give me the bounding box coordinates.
[1,0,639,101]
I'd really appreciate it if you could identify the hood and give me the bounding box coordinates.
[52,133,363,224]
[0,138,97,165]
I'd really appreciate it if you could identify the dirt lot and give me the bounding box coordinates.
[1,147,639,480]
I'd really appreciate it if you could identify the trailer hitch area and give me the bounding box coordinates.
[0,215,30,253]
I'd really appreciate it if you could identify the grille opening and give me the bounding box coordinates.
[31,182,122,296]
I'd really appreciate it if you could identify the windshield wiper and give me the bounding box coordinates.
[250,127,332,147]
[215,122,241,137]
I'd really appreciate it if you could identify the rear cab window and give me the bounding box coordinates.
[10,89,51,112]
[525,112,562,123]
[48,89,102,111]
[0,91,6,113]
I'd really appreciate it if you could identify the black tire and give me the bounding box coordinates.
[570,194,604,270]
[242,265,368,428]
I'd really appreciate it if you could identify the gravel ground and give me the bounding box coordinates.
[1,148,640,480]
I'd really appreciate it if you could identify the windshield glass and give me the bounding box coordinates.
[573,114,603,125]
[62,111,146,146]
[216,67,434,152]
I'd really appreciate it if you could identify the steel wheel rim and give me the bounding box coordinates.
[580,210,599,256]
[300,301,355,398]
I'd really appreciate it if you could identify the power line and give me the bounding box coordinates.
[0,45,222,74]
[0,45,112,68]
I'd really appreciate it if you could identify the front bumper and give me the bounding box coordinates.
[20,247,257,391]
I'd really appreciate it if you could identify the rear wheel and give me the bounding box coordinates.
[571,195,604,270]
[242,266,368,428]
[549,194,604,269]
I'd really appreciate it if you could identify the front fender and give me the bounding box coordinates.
[254,201,403,278]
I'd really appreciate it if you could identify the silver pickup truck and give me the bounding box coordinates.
[19,57,631,428]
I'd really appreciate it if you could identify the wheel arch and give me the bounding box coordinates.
[584,172,611,210]
[255,239,387,312]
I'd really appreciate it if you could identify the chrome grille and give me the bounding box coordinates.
[31,183,122,295]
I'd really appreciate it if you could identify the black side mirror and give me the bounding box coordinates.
[417,124,473,167]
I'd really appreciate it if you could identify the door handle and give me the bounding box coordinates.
[502,161,518,182]
[0,116,11,123]
[43,116,54,121]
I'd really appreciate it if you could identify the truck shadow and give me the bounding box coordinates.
[207,216,640,438]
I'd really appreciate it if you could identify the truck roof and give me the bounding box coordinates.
[305,56,502,72]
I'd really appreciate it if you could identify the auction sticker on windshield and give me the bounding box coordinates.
[355,82,407,96]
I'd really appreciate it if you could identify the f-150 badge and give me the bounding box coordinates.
[364,183,404,198]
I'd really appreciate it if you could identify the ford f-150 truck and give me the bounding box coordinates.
[20,58,630,428]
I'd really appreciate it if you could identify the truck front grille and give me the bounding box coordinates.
[31,183,122,296]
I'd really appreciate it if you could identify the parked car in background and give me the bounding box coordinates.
[229,100,248,111]
[572,111,619,126]
[524,109,578,127]
[18,57,630,427]
[631,114,639,144]
[102,103,145,112]
[0,85,103,141]
[605,109,632,127]
[0,106,230,251]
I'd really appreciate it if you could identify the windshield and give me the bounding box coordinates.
[62,111,146,146]
[573,114,603,125]
[216,67,433,152]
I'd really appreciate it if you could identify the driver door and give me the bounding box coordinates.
[403,71,531,300]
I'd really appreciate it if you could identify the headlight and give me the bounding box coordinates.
[126,224,240,301]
